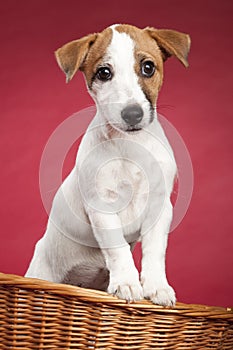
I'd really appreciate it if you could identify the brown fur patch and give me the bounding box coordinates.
[55,28,112,85]
[81,28,113,88]
[55,33,98,83]
[115,24,164,106]
[145,27,191,67]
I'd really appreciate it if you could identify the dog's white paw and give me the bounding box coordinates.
[142,280,176,307]
[108,279,143,302]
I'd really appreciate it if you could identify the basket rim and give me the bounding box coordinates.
[0,272,232,321]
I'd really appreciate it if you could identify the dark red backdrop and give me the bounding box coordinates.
[1,0,232,307]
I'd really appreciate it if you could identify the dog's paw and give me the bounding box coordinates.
[108,280,143,302]
[142,280,176,307]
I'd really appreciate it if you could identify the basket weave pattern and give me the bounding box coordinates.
[0,273,232,349]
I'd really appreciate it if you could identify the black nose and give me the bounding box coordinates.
[121,104,143,126]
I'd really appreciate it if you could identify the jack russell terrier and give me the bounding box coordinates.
[26,24,190,306]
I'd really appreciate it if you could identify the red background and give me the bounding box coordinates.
[1,0,232,307]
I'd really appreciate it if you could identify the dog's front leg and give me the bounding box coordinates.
[140,200,176,306]
[88,211,143,301]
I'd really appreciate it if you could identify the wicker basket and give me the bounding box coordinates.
[0,273,232,349]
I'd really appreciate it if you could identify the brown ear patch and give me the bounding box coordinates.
[55,33,98,83]
[145,27,191,67]
[115,24,190,106]
[55,28,113,87]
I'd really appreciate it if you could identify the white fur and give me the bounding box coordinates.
[26,26,177,306]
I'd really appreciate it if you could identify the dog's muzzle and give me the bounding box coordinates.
[121,104,143,126]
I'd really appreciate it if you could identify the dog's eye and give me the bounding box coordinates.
[141,61,155,78]
[96,67,113,81]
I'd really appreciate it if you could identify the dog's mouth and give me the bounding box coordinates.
[126,126,143,133]
[109,123,143,134]
[125,125,142,133]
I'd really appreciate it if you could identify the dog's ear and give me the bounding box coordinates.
[145,28,191,67]
[55,33,98,83]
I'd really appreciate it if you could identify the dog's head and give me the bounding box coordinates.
[55,24,190,133]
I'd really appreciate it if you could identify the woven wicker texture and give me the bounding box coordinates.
[0,273,232,349]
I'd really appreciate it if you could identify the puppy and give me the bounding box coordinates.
[26,24,190,306]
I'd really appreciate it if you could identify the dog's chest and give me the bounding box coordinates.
[95,157,154,234]
[97,158,148,201]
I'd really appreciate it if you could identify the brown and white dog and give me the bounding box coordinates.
[26,24,190,306]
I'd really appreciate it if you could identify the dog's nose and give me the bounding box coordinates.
[121,104,143,126]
